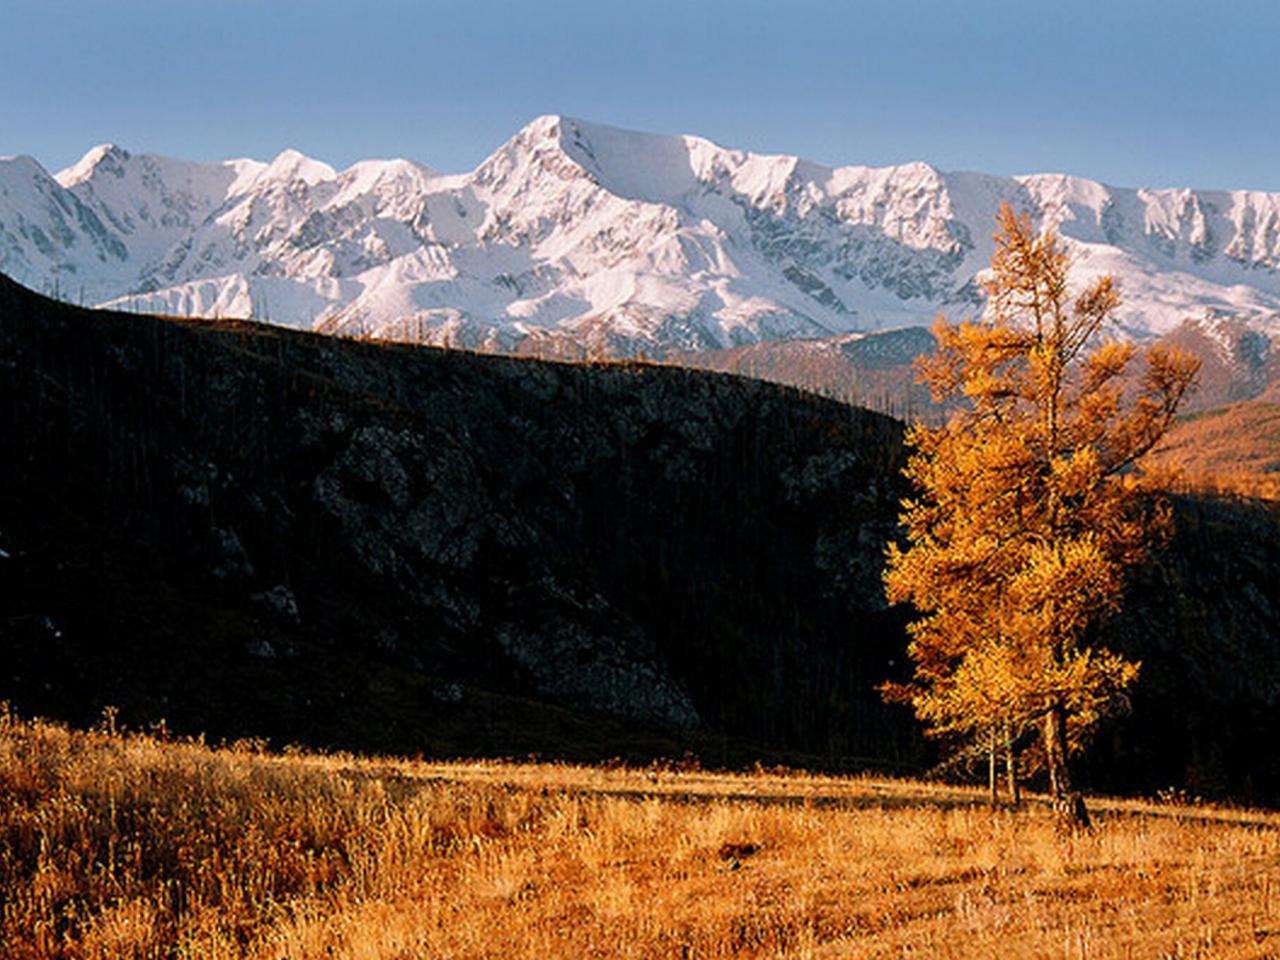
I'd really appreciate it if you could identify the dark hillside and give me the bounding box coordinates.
[1096,495,1280,804]
[1,274,1278,802]
[0,273,914,768]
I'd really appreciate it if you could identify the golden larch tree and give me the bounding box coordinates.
[883,203,1199,825]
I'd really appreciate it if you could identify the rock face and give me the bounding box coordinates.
[0,272,909,761]
[1,273,1277,804]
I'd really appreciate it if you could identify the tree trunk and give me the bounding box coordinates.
[1043,703,1070,797]
[1043,703,1089,830]
[1003,718,1020,808]
[988,729,998,808]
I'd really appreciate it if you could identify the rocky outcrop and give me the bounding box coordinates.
[0,273,906,757]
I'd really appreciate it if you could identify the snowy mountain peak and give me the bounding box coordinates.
[4,117,1280,356]
[55,144,131,188]
[523,112,570,141]
[341,157,434,183]
[556,116,704,203]
[257,149,336,187]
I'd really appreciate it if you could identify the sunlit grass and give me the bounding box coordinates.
[2,708,1277,958]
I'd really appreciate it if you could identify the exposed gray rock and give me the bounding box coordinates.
[495,620,699,729]
[430,682,465,704]
[209,526,253,581]
[245,637,276,658]
[251,585,299,624]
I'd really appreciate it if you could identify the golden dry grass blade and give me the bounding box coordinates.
[1,711,1277,959]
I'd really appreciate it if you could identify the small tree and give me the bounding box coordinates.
[883,204,1199,825]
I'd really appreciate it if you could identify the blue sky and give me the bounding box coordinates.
[3,0,1277,190]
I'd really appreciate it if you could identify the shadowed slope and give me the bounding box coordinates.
[0,271,913,767]
[1,273,1278,803]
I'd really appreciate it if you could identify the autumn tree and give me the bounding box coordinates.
[883,203,1199,826]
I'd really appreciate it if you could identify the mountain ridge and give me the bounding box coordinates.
[3,115,1280,357]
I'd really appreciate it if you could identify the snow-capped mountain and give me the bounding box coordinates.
[4,115,1280,355]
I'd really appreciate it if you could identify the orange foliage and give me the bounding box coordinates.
[884,205,1200,811]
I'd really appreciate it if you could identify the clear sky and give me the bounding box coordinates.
[3,0,1277,190]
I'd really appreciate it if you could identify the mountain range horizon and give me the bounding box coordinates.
[47,115,1280,195]
[4,114,1280,361]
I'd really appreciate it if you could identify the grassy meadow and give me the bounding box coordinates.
[1,708,1278,959]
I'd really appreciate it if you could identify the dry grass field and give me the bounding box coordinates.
[2,708,1278,959]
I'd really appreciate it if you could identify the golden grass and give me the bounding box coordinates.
[2,709,1278,959]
